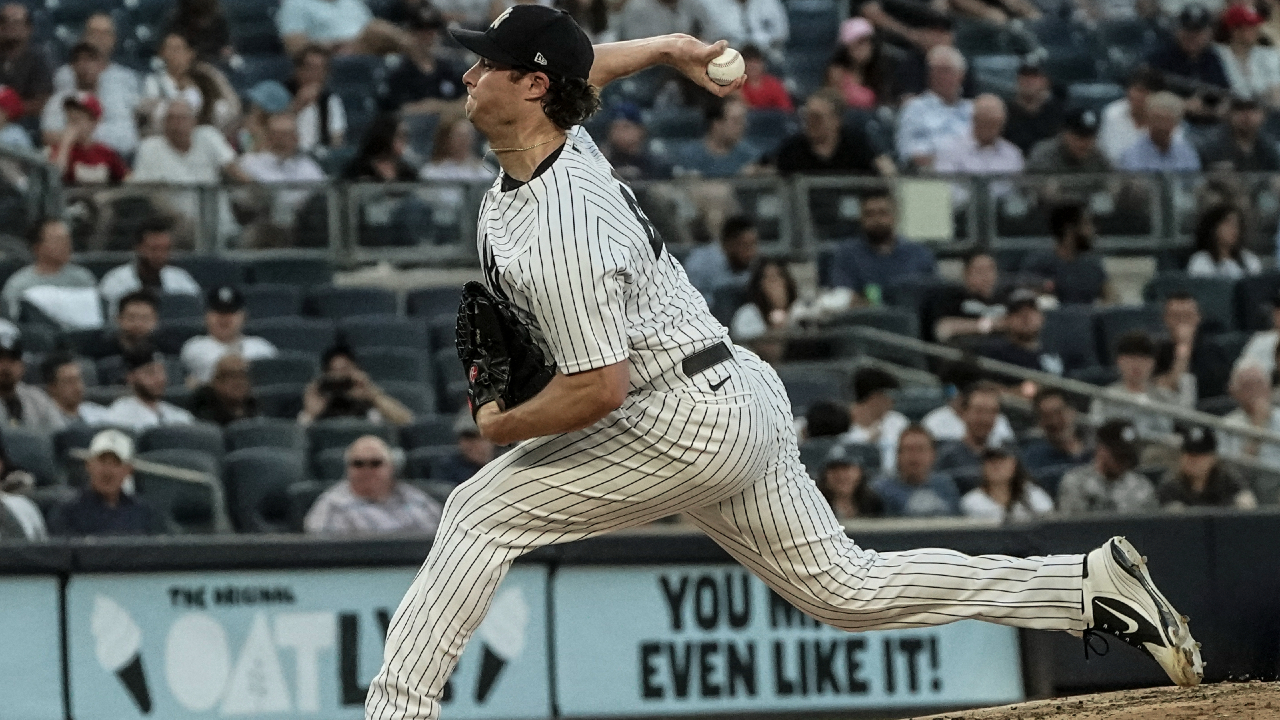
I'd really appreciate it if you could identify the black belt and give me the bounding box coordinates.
[682,341,732,378]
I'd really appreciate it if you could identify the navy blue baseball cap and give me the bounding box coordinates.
[450,5,594,81]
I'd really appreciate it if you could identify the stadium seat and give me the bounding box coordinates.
[135,449,225,534]
[312,446,348,481]
[255,383,305,419]
[433,347,467,413]
[1093,306,1164,365]
[426,315,456,355]
[225,417,308,452]
[1043,50,1101,84]
[406,445,454,479]
[4,426,61,487]
[247,257,334,287]
[250,353,319,386]
[1234,271,1280,332]
[153,319,205,355]
[645,107,704,140]
[359,347,431,384]
[400,414,456,450]
[338,315,430,350]
[157,292,204,321]
[306,285,399,318]
[827,307,923,368]
[1207,331,1250,368]
[894,386,945,422]
[242,283,303,319]
[287,480,327,531]
[1043,306,1099,369]
[380,381,437,415]
[223,447,306,532]
[709,284,748,327]
[1068,365,1120,387]
[412,479,456,505]
[18,324,56,353]
[1197,395,1238,417]
[137,422,226,461]
[797,436,837,480]
[307,418,396,453]
[176,256,246,289]
[246,317,337,355]
[1143,273,1236,333]
[407,287,464,320]
[775,363,851,414]
[227,51,290,90]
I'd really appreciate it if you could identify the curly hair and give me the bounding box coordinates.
[511,71,601,130]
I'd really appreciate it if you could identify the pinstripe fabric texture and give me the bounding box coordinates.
[365,128,1086,720]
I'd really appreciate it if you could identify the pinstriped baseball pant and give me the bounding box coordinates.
[365,347,1086,720]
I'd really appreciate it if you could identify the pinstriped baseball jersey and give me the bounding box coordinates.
[476,125,728,391]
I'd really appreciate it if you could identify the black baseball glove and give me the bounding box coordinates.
[455,281,556,418]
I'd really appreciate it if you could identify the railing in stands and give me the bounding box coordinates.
[0,144,63,235]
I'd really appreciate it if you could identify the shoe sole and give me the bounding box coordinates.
[1109,537,1204,687]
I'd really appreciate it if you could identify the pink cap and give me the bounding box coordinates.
[840,17,874,45]
[0,85,21,120]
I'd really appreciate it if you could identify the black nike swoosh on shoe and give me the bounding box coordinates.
[709,376,730,391]
[1092,597,1164,649]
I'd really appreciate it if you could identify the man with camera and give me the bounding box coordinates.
[299,344,412,426]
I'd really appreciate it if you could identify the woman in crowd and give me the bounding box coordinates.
[1187,203,1262,279]
[816,444,884,520]
[960,445,1054,522]
[164,0,233,63]
[1215,4,1280,108]
[343,114,418,182]
[730,258,799,364]
[824,18,894,110]
[141,33,240,133]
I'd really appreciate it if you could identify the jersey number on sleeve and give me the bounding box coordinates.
[617,183,664,260]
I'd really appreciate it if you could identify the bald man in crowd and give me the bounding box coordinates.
[304,435,442,535]
[934,93,1025,174]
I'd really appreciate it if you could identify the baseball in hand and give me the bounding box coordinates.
[707,48,746,86]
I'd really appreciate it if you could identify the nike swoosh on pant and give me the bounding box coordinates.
[709,376,730,391]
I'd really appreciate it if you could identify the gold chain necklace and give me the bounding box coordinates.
[489,135,564,154]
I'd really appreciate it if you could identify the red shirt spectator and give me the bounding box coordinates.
[48,92,128,185]
[740,45,793,111]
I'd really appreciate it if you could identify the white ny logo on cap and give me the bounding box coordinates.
[491,7,512,27]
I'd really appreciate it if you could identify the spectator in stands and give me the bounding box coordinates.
[825,20,893,110]
[304,435,442,535]
[672,97,760,178]
[132,99,248,185]
[740,44,791,111]
[1021,202,1111,305]
[1004,59,1063,157]
[180,286,278,384]
[239,112,326,185]
[933,380,1005,481]
[802,400,851,440]
[188,353,258,425]
[2,218,96,320]
[164,0,233,63]
[0,3,51,119]
[1089,331,1191,438]
[0,434,45,540]
[48,430,161,537]
[1160,424,1257,509]
[1026,107,1111,174]
[817,442,884,519]
[684,214,758,302]
[278,0,410,57]
[610,0,696,39]
[602,103,667,181]
[1215,5,1280,107]
[1022,387,1093,474]
[828,189,937,304]
[0,86,30,151]
[1147,4,1230,101]
[87,290,158,359]
[841,368,908,473]
[772,89,894,176]
[1221,363,1280,466]
[43,41,139,156]
[960,443,1054,522]
[48,94,129,187]
[932,253,1006,342]
[343,114,417,181]
[1200,96,1280,171]
[1187,203,1262,278]
[1116,91,1202,171]
[381,9,466,116]
[239,81,291,154]
[729,258,798,364]
[1099,67,1168,163]
[40,352,107,426]
[101,346,195,431]
[895,45,972,171]
[287,46,347,152]
[922,363,1016,445]
[141,33,239,133]
[871,425,960,517]
[934,93,1024,176]
[691,0,788,62]
[419,116,495,183]
[300,344,413,426]
[1235,288,1280,375]
[1155,291,1229,399]
[0,334,64,430]
[100,218,201,313]
[432,411,496,485]
[1057,419,1158,514]
[54,14,126,92]
[981,289,1085,378]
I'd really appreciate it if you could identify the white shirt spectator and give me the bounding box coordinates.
[99,261,201,311]
[1,491,47,540]
[45,65,141,154]
[1220,406,1280,468]
[277,0,372,44]
[304,481,442,535]
[131,124,237,184]
[296,94,346,153]
[691,0,789,58]
[1186,250,1263,279]
[1,262,97,320]
[840,409,910,474]
[180,335,278,384]
[896,91,974,164]
[1235,330,1278,376]
[1098,99,1187,163]
[100,395,194,432]
[921,404,1016,445]
[611,0,698,41]
[933,132,1025,174]
[1215,43,1280,101]
[960,484,1054,522]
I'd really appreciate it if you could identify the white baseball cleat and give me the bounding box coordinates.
[1081,536,1204,687]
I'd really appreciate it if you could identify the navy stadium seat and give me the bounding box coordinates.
[157,292,204,321]
[407,287,464,319]
[401,414,456,450]
[255,383,305,419]
[307,285,398,318]
[251,353,320,386]
[433,347,467,413]
[338,315,430,350]
[248,257,334,287]
[1093,306,1165,364]
[311,446,348,481]
[1143,273,1236,333]
[223,447,305,532]
[176,256,246,289]
[406,445,454,479]
[287,480,326,531]
[775,363,850,414]
[358,347,431,384]
[154,319,205,355]
[380,380,437,415]
[5,425,61,487]
[136,422,226,461]
[1043,306,1099,369]
[1235,271,1280,332]
[307,418,396,453]
[135,449,225,534]
[246,317,337,355]
[242,283,303,319]
[225,417,309,452]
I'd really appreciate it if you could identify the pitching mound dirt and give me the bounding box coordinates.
[907,681,1280,720]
